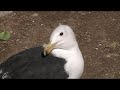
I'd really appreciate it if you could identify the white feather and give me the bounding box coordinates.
[50,25,84,79]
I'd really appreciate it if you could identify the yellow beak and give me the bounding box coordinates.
[43,42,57,56]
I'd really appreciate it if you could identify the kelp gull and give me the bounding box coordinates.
[0,25,84,79]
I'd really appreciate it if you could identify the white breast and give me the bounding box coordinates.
[52,47,84,79]
[64,51,84,79]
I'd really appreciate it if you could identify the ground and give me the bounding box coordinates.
[0,11,120,79]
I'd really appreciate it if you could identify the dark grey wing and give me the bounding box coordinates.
[0,46,68,79]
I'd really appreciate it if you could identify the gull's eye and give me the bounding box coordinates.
[60,32,63,36]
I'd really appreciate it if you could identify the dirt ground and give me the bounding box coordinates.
[0,11,120,79]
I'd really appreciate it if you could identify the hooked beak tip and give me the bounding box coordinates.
[43,42,57,56]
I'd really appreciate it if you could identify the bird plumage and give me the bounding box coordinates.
[0,47,68,79]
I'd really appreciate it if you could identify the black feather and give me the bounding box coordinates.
[0,46,68,79]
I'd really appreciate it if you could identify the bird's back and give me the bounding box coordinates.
[0,46,68,79]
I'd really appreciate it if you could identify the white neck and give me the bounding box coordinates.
[51,44,84,79]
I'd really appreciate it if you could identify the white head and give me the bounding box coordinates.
[43,25,78,55]
[52,25,79,49]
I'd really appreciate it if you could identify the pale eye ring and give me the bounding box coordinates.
[60,32,63,36]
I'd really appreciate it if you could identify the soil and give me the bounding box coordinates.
[0,11,120,79]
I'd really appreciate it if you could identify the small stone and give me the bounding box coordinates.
[24,47,28,49]
[99,43,102,46]
[10,31,13,33]
[112,19,116,21]
[16,39,20,42]
[2,49,5,51]
[81,12,86,15]
[95,48,98,50]
[106,54,110,58]
[105,73,108,75]
[32,13,38,17]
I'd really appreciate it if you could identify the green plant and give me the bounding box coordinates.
[0,31,11,41]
